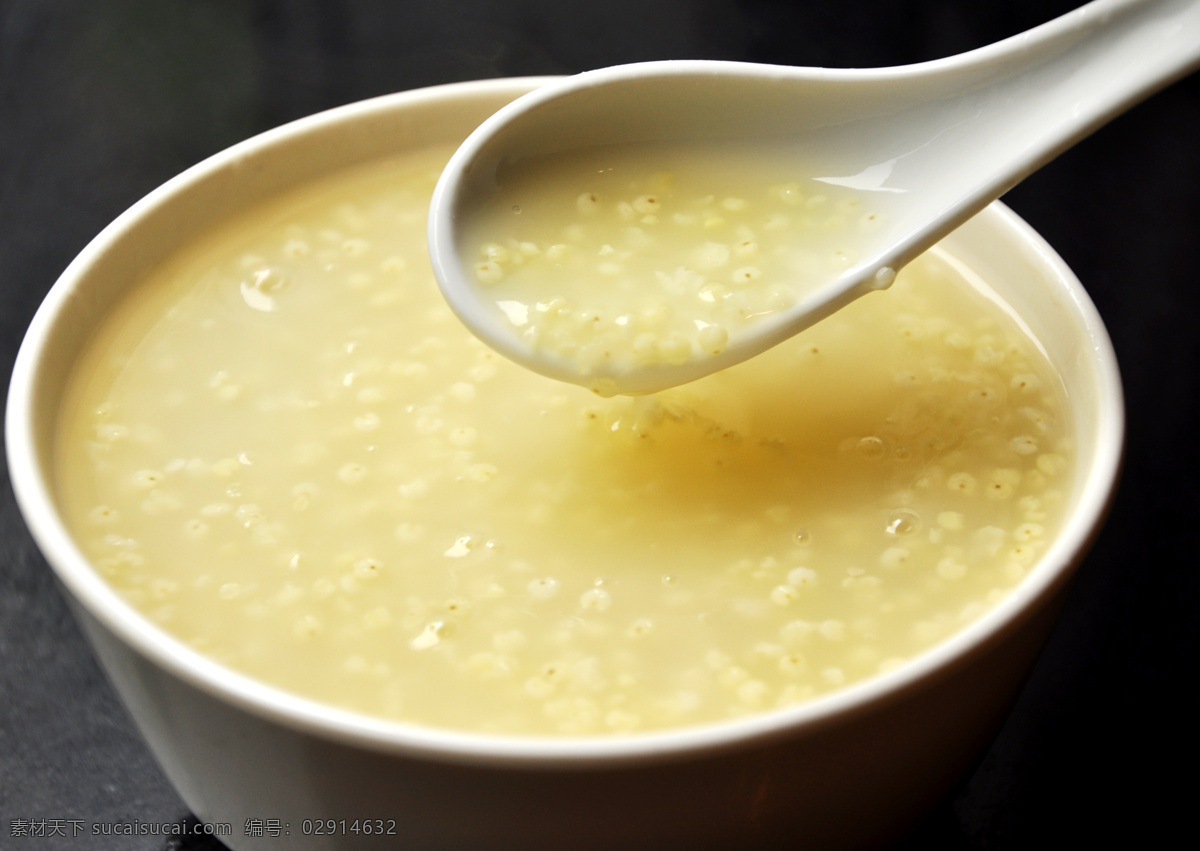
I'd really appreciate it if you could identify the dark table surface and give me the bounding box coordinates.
[3,1,1198,848]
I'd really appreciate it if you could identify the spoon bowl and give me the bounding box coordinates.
[430,0,1200,394]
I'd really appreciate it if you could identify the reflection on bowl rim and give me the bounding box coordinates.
[5,77,1125,770]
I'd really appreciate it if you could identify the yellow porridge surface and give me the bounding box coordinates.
[56,144,1073,735]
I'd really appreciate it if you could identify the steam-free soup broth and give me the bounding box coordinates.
[56,145,1073,735]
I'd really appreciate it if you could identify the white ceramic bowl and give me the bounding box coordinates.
[6,78,1123,850]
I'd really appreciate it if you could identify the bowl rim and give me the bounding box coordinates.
[5,76,1125,769]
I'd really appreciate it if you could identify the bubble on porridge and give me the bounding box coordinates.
[857,436,885,458]
[885,509,921,536]
[580,587,612,612]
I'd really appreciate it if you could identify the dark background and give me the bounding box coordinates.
[2,1,1198,848]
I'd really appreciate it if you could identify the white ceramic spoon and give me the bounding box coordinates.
[430,0,1200,395]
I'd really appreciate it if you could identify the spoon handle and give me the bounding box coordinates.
[875,0,1200,268]
[1013,0,1200,130]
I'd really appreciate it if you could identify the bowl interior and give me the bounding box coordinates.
[6,78,1123,761]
